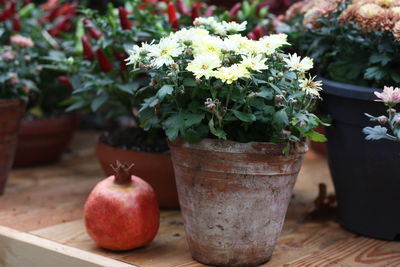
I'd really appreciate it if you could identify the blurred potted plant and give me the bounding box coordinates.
[64,3,178,208]
[128,18,325,266]
[0,34,37,194]
[1,0,79,167]
[285,0,400,239]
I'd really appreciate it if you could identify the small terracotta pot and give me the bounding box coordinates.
[309,125,326,155]
[0,99,25,194]
[169,139,307,267]
[96,141,178,209]
[13,113,78,167]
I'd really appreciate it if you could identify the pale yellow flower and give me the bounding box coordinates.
[192,35,223,56]
[299,76,322,97]
[148,37,184,68]
[186,53,222,79]
[358,3,384,19]
[241,55,268,72]
[258,34,290,55]
[284,53,314,73]
[214,64,251,84]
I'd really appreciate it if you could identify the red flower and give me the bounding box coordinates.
[229,3,241,17]
[176,0,190,15]
[81,35,94,61]
[57,76,73,89]
[96,49,113,73]
[167,2,179,29]
[83,19,103,39]
[205,5,216,17]
[191,2,203,21]
[12,17,20,32]
[118,7,132,30]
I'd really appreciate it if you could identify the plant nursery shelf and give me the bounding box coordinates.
[1,131,399,267]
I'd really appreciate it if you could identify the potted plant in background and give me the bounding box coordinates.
[284,0,400,239]
[63,3,178,208]
[1,0,80,167]
[0,33,37,194]
[127,18,325,266]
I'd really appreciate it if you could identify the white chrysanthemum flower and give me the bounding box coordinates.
[222,21,247,34]
[214,64,251,84]
[192,35,223,56]
[186,53,222,79]
[194,17,219,27]
[241,55,268,72]
[126,42,151,66]
[258,34,289,55]
[173,28,210,44]
[283,53,313,73]
[227,34,256,55]
[221,38,239,52]
[299,76,322,97]
[148,37,184,68]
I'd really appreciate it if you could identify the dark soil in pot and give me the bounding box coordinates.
[96,127,178,209]
[321,78,400,240]
[0,99,25,194]
[13,113,79,167]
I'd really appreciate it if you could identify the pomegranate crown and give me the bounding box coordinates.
[110,161,135,185]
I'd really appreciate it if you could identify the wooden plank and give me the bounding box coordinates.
[0,225,134,267]
[285,236,400,266]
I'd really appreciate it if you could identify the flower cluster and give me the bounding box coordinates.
[363,86,400,141]
[285,0,400,87]
[127,18,325,145]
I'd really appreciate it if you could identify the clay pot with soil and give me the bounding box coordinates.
[96,127,178,209]
[0,99,25,194]
[169,139,307,267]
[13,113,79,167]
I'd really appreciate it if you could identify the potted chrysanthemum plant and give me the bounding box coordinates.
[127,18,325,266]
[284,0,400,239]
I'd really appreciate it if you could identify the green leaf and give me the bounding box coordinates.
[231,110,256,123]
[156,85,174,101]
[363,126,392,141]
[183,78,197,87]
[116,82,140,95]
[183,113,204,127]
[369,54,390,66]
[364,67,385,81]
[208,119,227,139]
[66,100,86,112]
[163,113,184,140]
[91,94,108,112]
[272,109,288,128]
[304,130,327,142]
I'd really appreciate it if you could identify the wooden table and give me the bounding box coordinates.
[1,131,399,266]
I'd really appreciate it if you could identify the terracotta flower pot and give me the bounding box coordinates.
[309,125,326,155]
[0,99,25,194]
[169,139,307,267]
[13,113,79,167]
[96,141,179,209]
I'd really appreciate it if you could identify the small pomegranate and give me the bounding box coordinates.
[84,161,160,251]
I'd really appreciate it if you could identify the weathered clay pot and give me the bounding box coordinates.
[13,113,78,167]
[96,141,179,209]
[169,139,307,267]
[0,99,25,194]
[309,125,326,155]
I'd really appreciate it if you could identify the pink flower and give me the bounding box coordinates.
[374,86,400,105]
[10,34,34,48]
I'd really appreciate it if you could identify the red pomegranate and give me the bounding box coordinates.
[84,161,160,251]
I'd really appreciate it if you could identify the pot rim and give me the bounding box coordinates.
[168,138,308,155]
[0,98,25,108]
[319,77,380,101]
[97,135,171,156]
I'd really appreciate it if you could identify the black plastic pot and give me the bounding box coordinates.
[321,78,400,240]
